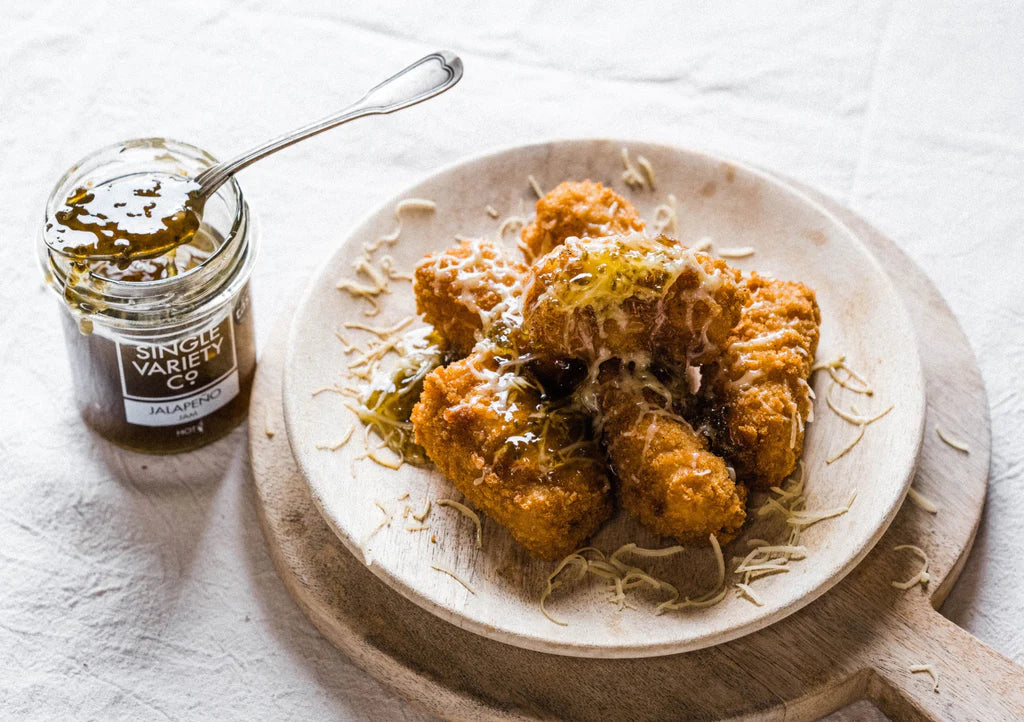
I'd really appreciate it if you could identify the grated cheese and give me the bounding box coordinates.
[813,354,874,395]
[540,535,728,625]
[344,317,416,338]
[431,564,476,594]
[636,155,656,190]
[694,237,713,252]
[360,501,395,564]
[652,194,678,236]
[735,583,764,606]
[907,486,940,514]
[498,215,527,240]
[738,463,855,600]
[363,447,403,470]
[334,176,862,615]
[528,174,544,199]
[315,425,354,451]
[334,330,356,352]
[909,664,940,692]
[412,501,432,523]
[826,424,866,464]
[786,492,857,526]
[321,322,443,467]
[891,544,930,590]
[825,392,893,426]
[813,354,893,464]
[717,246,755,259]
[935,425,970,453]
[437,499,483,549]
[620,147,649,191]
[336,198,435,315]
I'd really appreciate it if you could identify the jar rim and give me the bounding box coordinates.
[40,138,257,327]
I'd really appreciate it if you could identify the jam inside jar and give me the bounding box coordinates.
[39,138,258,454]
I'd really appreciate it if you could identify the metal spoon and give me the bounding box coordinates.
[192,49,463,198]
[45,50,463,261]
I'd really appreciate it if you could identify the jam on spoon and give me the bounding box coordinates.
[48,172,204,265]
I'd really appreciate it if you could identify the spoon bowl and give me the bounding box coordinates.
[43,51,464,263]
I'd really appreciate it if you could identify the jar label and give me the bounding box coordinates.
[116,313,239,427]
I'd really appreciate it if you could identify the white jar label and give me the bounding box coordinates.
[116,312,239,427]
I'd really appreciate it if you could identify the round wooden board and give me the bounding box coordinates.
[249,177,1024,720]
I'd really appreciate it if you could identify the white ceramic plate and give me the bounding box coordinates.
[281,139,925,658]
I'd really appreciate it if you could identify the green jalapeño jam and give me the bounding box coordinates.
[40,139,258,454]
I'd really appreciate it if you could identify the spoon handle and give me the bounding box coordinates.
[194,50,463,194]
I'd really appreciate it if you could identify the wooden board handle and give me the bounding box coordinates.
[864,608,1024,720]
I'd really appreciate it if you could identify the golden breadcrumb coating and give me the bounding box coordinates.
[413,238,527,357]
[599,367,748,544]
[522,234,748,366]
[411,348,613,560]
[520,180,645,262]
[704,273,821,489]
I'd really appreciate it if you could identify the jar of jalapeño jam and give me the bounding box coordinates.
[39,138,258,453]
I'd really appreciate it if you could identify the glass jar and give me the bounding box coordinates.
[39,138,258,454]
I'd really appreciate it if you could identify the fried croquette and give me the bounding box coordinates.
[598,366,748,543]
[522,233,748,366]
[703,273,821,489]
[411,347,613,559]
[520,180,645,262]
[413,238,527,356]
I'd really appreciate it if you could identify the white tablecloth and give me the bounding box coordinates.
[2,2,1021,719]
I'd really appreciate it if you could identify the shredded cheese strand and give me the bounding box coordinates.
[620,147,649,190]
[735,583,764,606]
[528,174,544,199]
[437,499,483,549]
[907,486,940,514]
[336,198,434,315]
[315,425,354,451]
[935,425,970,453]
[652,194,678,236]
[891,544,930,590]
[539,536,727,625]
[826,424,866,464]
[412,501,432,523]
[738,463,855,603]
[814,356,893,463]
[717,247,755,259]
[636,155,656,190]
[909,664,940,692]
[431,564,476,594]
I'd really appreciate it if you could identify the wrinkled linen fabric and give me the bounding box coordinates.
[1,2,1021,720]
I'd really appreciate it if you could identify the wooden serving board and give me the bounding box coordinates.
[249,181,1024,720]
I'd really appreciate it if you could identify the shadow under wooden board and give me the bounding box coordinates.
[249,174,1024,721]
